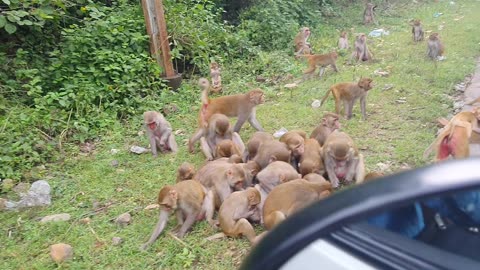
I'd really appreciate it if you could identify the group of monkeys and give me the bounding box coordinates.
[138,3,478,250]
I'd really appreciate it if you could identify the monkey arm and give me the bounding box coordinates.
[159,126,172,146]
[247,109,264,132]
[232,132,246,154]
[325,157,340,188]
[354,154,366,184]
[148,131,158,157]
[200,137,214,160]
[189,128,206,153]
[175,211,198,238]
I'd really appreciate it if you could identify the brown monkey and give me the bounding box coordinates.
[210,62,222,94]
[141,180,215,250]
[176,162,196,182]
[351,33,373,62]
[294,27,312,57]
[363,3,376,25]
[279,131,306,169]
[263,179,331,230]
[243,160,261,187]
[364,171,384,181]
[189,113,245,160]
[256,161,301,194]
[219,187,261,245]
[303,173,328,183]
[253,140,291,169]
[228,154,244,164]
[244,131,275,161]
[143,111,178,157]
[215,139,243,159]
[196,78,265,132]
[320,78,374,120]
[437,116,480,144]
[310,112,341,146]
[322,131,365,188]
[338,31,349,50]
[302,52,339,80]
[423,108,480,161]
[411,19,424,42]
[195,162,246,208]
[427,33,445,60]
[299,139,325,176]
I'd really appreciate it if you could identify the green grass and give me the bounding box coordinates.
[2,1,480,269]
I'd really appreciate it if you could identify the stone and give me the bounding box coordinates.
[110,148,119,155]
[130,146,150,154]
[79,217,91,224]
[40,213,71,223]
[111,160,119,167]
[1,179,14,192]
[15,180,51,208]
[50,243,73,263]
[13,182,30,194]
[311,100,321,108]
[115,212,131,226]
[112,237,123,246]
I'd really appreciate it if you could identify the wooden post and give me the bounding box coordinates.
[141,0,175,77]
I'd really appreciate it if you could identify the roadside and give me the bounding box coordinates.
[461,58,480,156]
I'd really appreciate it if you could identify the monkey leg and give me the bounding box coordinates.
[202,189,218,228]
[318,67,326,77]
[437,137,452,161]
[232,132,246,153]
[189,128,205,153]
[175,211,199,238]
[167,134,178,153]
[200,137,214,160]
[233,115,248,133]
[172,210,185,233]
[226,218,257,244]
[247,110,264,132]
[354,154,366,184]
[450,133,470,159]
[264,211,286,230]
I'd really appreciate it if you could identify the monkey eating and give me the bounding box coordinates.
[320,78,374,120]
[176,162,196,182]
[423,107,480,161]
[141,180,216,250]
[302,52,339,80]
[279,131,306,169]
[427,32,445,60]
[253,140,291,169]
[210,62,222,94]
[143,111,178,157]
[310,112,341,146]
[263,179,331,230]
[338,31,349,50]
[299,138,325,177]
[351,33,373,62]
[411,19,424,43]
[219,187,262,245]
[244,131,275,161]
[322,131,365,188]
[188,113,245,160]
[363,2,376,25]
[215,139,243,159]
[294,27,312,57]
[195,78,265,133]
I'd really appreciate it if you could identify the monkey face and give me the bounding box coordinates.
[198,78,210,88]
[249,90,265,105]
[293,143,305,157]
[147,122,156,130]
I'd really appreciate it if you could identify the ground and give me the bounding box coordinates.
[2,1,480,269]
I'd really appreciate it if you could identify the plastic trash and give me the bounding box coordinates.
[368,29,390,37]
[273,127,288,138]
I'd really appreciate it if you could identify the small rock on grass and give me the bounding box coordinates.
[40,213,71,223]
[112,237,123,246]
[1,179,14,192]
[13,182,30,194]
[116,212,131,226]
[144,204,160,210]
[50,243,73,263]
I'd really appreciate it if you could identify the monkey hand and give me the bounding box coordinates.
[171,224,182,234]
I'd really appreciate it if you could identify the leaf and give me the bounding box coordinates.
[4,23,17,34]
[0,16,6,28]
[2,0,10,5]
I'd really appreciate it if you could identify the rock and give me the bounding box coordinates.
[79,217,91,224]
[382,84,394,91]
[112,237,123,246]
[256,76,267,83]
[311,100,321,108]
[162,104,179,116]
[376,162,391,171]
[116,212,131,226]
[130,146,150,154]
[12,180,51,209]
[373,69,390,77]
[284,83,298,89]
[13,182,30,194]
[1,179,14,192]
[50,243,73,263]
[144,204,160,210]
[454,83,466,92]
[111,160,119,167]
[79,142,95,153]
[454,101,464,110]
[110,148,119,155]
[40,213,71,223]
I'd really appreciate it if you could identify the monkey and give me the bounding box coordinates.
[243,160,261,187]
[219,187,262,245]
[338,31,349,50]
[279,131,307,170]
[196,78,265,133]
[141,180,215,250]
[423,108,480,161]
[189,113,245,160]
[322,131,365,188]
[302,52,339,80]
[351,33,373,62]
[228,154,244,164]
[303,173,328,183]
[210,62,222,94]
[437,116,480,144]
[263,179,331,230]
[363,3,376,25]
[294,27,312,57]
[244,131,275,161]
[364,171,384,182]
[253,140,291,169]
[195,162,246,208]
[143,111,178,157]
[215,139,243,159]
[310,112,341,146]
[411,19,424,42]
[176,162,196,182]
[427,33,445,60]
[299,139,325,177]
[320,78,374,120]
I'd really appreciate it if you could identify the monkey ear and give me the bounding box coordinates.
[226,169,233,177]
[169,190,178,200]
[269,156,277,163]
[279,174,286,183]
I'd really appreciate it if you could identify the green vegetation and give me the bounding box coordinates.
[1,0,480,269]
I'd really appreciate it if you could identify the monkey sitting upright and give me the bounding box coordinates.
[143,111,178,157]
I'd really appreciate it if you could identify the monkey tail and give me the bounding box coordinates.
[320,88,332,107]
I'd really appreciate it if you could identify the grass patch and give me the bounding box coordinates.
[2,1,480,269]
